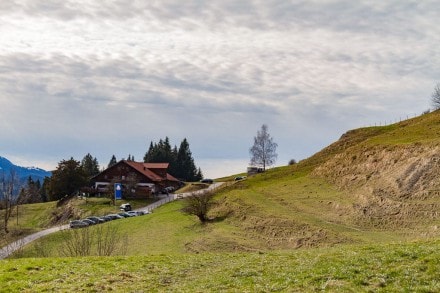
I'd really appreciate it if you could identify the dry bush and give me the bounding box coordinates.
[59,227,92,257]
[58,225,128,257]
[181,190,216,223]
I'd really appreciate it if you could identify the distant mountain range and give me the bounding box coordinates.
[0,156,51,183]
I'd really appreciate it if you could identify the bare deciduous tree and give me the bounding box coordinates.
[249,124,278,171]
[58,225,128,257]
[0,170,18,234]
[432,83,440,110]
[96,225,128,256]
[59,226,92,257]
[181,190,216,223]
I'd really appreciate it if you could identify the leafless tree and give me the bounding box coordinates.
[96,225,128,256]
[432,83,440,110]
[58,225,128,257]
[0,170,18,234]
[249,124,278,171]
[59,226,92,257]
[181,190,216,223]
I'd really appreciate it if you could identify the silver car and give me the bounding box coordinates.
[69,220,89,229]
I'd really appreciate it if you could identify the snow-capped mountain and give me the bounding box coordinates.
[0,156,51,182]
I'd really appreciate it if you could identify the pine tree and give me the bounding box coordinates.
[196,167,203,181]
[168,145,179,176]
[176,138,199,181]
[17,176,42,204]
[144,137,176,166]
[108,155,117,168]
[143,137,202,181]
[81,153,100,178]
[40,177,50,202]
[143,142,154,162]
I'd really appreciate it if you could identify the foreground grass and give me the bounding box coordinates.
[2,240,440,292]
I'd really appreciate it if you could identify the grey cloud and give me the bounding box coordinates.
[2,1,432,33]
[0,53,282,117]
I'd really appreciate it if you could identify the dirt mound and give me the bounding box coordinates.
[237,215,346,249]
[50,199,82,225]
[196,197,350,252]
[313,143,440,229]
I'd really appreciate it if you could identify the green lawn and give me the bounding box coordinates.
[2,240,440,292]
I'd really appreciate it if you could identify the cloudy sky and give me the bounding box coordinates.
[0,0,439,178]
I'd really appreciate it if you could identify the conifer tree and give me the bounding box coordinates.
[81,153,100,178]
[196,167,203,181]
[143,142,154,162]
[143,137,202,181]
[18,176,42,204]
[108,155,117,168]
[176,138,199,181]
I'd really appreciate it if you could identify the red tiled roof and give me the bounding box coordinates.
[92,160,179,183]
[144,163,169,169]
[124,161,163,182]
[166,173,179,182]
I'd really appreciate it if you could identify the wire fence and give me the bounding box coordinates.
[363,110,431,128]
[142,195,176,213]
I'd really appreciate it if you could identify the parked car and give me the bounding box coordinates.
[234,176,246,181]
[81,219,96,226]
[160,186,175,194]
[119,203,132,211]
[87,216,105,224]
[200,179,214,184]
[118,212,133,218]
[69,220,89,229]
[101,215,114,221]
[106,214,124,220]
